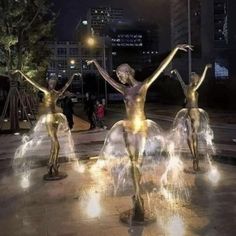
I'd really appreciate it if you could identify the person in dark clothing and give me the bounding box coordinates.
[61,91,74,129]
[84,92,96,129]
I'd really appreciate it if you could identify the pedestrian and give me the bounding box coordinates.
[95,100,107,129]
[101,98,106,114]
[84,92,96,130]
[61,91,74,129]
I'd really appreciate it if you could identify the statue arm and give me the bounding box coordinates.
[87,59,125,94]
[144,44,193,88]
[194,64,212,90]
[13,70,47,93]
[59,73,80,96]
[171,69,187,93]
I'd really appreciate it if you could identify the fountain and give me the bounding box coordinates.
[13,70,79,180]
[171,65,218,173]
[87,44,192,225]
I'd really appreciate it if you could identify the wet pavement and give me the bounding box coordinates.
[0,159,235,236]
[0,103,236,235]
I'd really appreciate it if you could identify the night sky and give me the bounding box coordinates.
[52,0,170,51]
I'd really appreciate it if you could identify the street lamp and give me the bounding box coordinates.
[86,36,108,107]
[70,59,75,65]
[87,37,95,47]
[187,0,192,81]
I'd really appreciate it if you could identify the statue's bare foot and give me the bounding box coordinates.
[52,164,59,176]
[193,160,200,171]
[48,164,53,176]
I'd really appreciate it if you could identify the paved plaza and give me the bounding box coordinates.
[0,159,236,236]
[0,104,236,235]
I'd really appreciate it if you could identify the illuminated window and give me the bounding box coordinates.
[214,62,229,79]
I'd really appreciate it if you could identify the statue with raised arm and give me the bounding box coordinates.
[13,70,78,180]
[87,44,192,224]
[171,64,212,172]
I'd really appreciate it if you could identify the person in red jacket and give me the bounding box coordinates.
[95,100,107,129]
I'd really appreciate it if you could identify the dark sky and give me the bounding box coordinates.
[52,0,170,51]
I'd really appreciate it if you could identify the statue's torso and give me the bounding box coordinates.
[186,87,198,108]
[123,82,147,131]
[43,90,59,113]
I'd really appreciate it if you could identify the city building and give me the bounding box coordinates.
[87,7,124,36]
[171,0,202,79]
[75,19,90,43]
[107,20,159,71]
[171,0,236,107]
[47,41,82,91]
[47,39,112,96]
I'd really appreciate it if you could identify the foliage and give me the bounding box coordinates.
[0,0,55,86]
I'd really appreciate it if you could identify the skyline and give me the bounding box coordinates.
[52,0,170,47]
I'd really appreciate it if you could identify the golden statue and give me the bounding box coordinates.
[87,44,192,223]
[13,70,78,180]
[171,64,212,171]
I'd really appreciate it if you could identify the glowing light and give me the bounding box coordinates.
[87,37,95,47]
[4,119,8,122]
[208,166,220,185]
[36,140,42,146]
[14,132,20,136]
[20,174,30,189]
[70,59,75,65]
[134,116,143,131]
[161,187,175,204]
[74,162,85,173]
[86,191,101,218]
[167,142,175,154]
[168,156,182,171]
[167,215,185,236]
[90,159,106,173]
[23,119,27,122]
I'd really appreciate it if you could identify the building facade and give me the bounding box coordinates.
[108,20,159,71]
[47,39,112,95]
[171,0,236,107]
[87,7,124,36]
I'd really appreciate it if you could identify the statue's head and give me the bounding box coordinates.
[48,75,58,89]
[190,72,199,86]
[116,64,135,84]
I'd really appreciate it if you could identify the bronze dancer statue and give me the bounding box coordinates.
[171,64,212,171]
[14,70,78,179]
[87,44,192,223]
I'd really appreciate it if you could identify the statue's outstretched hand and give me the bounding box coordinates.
[12,69,20,74]
[171,69,177,75]
[206,64,212,69]
[177,44,193,52]
[86,59,95,65]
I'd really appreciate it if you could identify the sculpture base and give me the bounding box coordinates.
[120,209,156,226]
[184,166,208,175]
[43,172,67,181]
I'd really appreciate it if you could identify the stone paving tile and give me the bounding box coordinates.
[0,159,235,236]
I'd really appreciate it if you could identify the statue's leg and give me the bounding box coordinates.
[188,109,200,171]
[51,123,60,174]
[46,122,54,175]
[192,111,200,171]
[46,121,60,175]
[124,131,145,221]
[186,116,195,160]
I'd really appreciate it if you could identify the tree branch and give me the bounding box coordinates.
[22,2,42,33]
[0,73,11,79]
